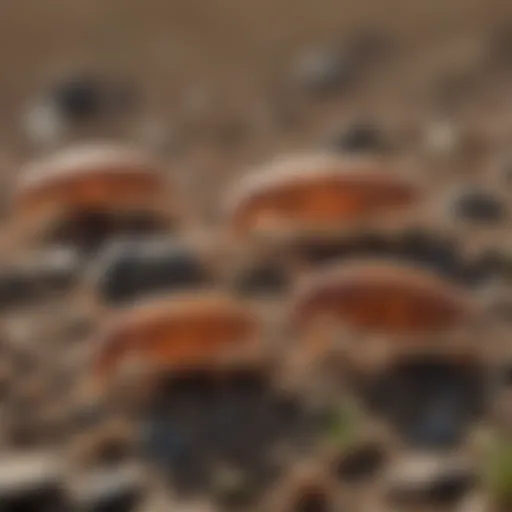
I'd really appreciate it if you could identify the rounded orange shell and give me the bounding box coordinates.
[226,154,422,237]
[291,260,476,334]
[93,292,260,380]
[14,144,169,221]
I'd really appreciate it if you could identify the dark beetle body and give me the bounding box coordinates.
[91,236,211,305]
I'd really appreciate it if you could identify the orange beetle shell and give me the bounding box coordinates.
[93,292,261,381]
[13,144,172,227]
[291,260,476,334]
[226,155,422,237]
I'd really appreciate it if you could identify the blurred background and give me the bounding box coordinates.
[4,0,512,213]
[0,1,511,511]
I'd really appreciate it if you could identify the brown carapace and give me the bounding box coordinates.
[226,154,422,239]
[291,260,477,335]
[11,144,178,247]
[91,292,261,387]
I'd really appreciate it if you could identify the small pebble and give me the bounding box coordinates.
[0,452,66,511]
[423,120,461,158]
[24,76,135,146]
[452,190,506,223]
[293,47,355,96]
[0,248,82,309]
[329,121,385,153]
[71,465,144,512]
[27,247,83,289]
[46,75,134,123]
[23,101,65,147]
[386,454,477,506]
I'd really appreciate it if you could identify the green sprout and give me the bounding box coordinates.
[485,436,512,506]
[319,403,360,448]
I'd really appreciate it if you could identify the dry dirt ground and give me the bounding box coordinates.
[0,1,512,511]
[1,0,512,210]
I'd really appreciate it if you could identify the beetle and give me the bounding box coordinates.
[225,153,423,241]
[222,153,492,287]
[87,292,264,397]
[220,153,473,291]
[84,235,214,308]
[9,144,182,251]
[290,259,476,335]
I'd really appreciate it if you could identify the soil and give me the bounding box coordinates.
[0,1,511,511]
